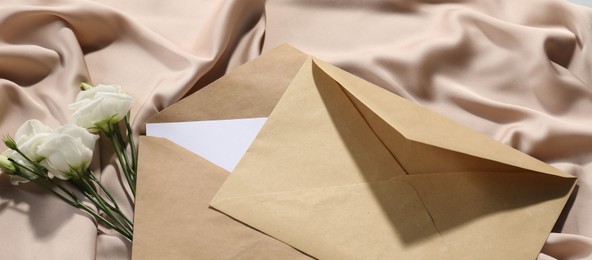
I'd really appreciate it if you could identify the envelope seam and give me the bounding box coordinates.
[212,178,401,205]
[402,180,454,259]
[331,77,412,176]
[211,177,456,259]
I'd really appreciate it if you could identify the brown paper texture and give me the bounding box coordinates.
[147,44,309,123]
[210,56,576,259]
[132,137,311,259]
[132,45,312,259]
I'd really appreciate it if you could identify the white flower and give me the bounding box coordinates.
[0,119,54,184]
[69,84,134,133]
[37,124,98,180]
[53,123,98,150]
[13,119,53,162]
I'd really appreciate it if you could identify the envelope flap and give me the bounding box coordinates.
[211,54,575,259]
[148,44,308,123]
[312,58,573,178]
[212,56,407,201]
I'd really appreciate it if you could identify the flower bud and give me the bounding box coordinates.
[3,150,39,185]
[0,154,16,174]
[80,82,93,91]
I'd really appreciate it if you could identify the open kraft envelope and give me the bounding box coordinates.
[209,48,577,259]
[132,45,313,259]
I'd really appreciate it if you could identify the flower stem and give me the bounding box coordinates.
[87,171,117,207]
[113,125,134,179]
[125,114,138,173]
[80,188,134,234]
[79,177,133,236]
[11,148,49,178]
[106,131,135,196]
[6,136,134,241]
[26,176,77,207]
[87,170,133,227]
[13,164,131,240]
[78,203,132,241]
[11,161,77,204]
[12,160,83,204]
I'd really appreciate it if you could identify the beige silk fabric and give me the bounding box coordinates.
[0,0,590,259]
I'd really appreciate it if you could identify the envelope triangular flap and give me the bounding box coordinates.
[212,57,408,199]
[148,45,309,123]
[211,57,453,259]
[306,59,576,258]
[311,58,572,178]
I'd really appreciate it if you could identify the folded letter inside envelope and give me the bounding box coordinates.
[132,45,313,259]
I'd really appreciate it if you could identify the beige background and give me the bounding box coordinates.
[0,0,591,259]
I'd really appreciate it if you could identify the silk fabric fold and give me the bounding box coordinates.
[0,0,591,259]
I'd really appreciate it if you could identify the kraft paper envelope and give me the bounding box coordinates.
[132,45,312,259]
[210,55,577,258]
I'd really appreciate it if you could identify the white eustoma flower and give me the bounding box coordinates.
[37,123,99,180]
[1,119,54,184]
[69,84,134,133]
[13,119,53,162]
[53,123,98,150]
